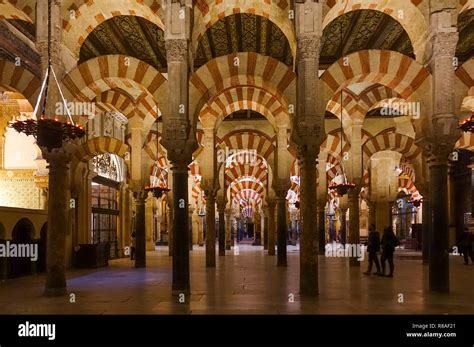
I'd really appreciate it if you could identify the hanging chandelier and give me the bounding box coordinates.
[8,0,86,151]
[328,22,355,197]
[459,113,474,133]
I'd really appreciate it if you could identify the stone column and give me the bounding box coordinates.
[347,187,361,266]
[42,148,72,296]
[170,160,192,295]
[267,198,276,255]
[299,148,319,295]
[275,186,288,266]
[422,195,431,264]
[427,145,453,292]
[253,205,262,246]
[205,191,216,266]
[263,207,269,250]
[133,190,147,268]
[225,208,232,250]
[425,10,459,292]
[340,207,348,245]
[167,195,174,256]
[217,197,226,256]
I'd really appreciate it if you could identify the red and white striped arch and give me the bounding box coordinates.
[74,136,130,162]
[321,50,431,112]
[322,1,427,61]
[362,131,422,165]
[190,52,296,125]
[200,86,289,128]
[62,0,164,57]
[225,160,268,187]
[62,55,167,106]
[217,129,276,161]
[193,0,295,60]
[0,60,40,108]
[234,189,262,205]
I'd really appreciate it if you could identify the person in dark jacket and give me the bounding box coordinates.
[459,227,474,265]
[363,224,382,275]
[379,226,399,277]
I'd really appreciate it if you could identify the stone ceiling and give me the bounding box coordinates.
[194,13,293,68]
[79,15,167,71]
[320,10,414,68]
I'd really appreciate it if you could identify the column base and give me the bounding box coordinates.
[44,287,67,297]
[135,262,146,268]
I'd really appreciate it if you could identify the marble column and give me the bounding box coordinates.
[43,148,72,296]
[133,190,147,268]
[217,198,226,256]
[299,148,319,295]
[205,191,216,267]
[253,205,262,246]
[275,187,288,266]
[267,198,276,256]
[348,188,361,267]
[340,207,348,245]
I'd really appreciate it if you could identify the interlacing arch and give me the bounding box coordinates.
[200,86,288,129]
[192,0,295,60]
[189,52,296,126]
[229,178,266,201]
[321,50,431,111]
[362,131,422,166]
[62,55,167,131]
[62,0,164,57]
[0,60,40,108]
[225,160,268,187]
[322,0,428,61]
[74,136,130,162]
[217,129,276,163]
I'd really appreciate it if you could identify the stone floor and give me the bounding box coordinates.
[0,244,473,314]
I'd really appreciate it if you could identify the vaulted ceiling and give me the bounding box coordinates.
[79,15,167,71]
[194,13,293,68]
[320,10,414,68]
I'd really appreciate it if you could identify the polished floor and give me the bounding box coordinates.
[1,244,473,314]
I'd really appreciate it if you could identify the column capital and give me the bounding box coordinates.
[426,142,455,167]
[40,145,74,165]
[165,39,188,62]
[266,198,277,209]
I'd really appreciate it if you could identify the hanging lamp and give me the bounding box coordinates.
[328,20,355,197]
[145,112,170,198]
[9,0,86,150]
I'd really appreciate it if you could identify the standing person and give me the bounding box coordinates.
[130,232,136,261]
[363,224,382,276]
[379,226,399,277]
[459,227,474,265]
